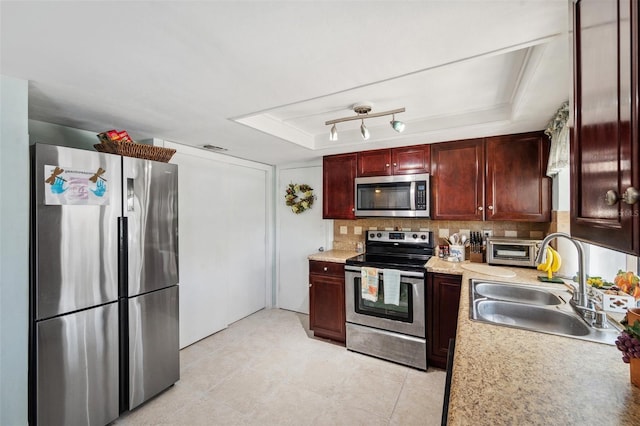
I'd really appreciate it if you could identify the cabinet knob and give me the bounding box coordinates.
[478,206,483,211]
[385,163,390,167]
[604,188,638,206]
[393,163,397,167]
[487,205,493,211]
[604,190,620,206]
[623,187,639,205]
[309,283,312,288]
[323,267,328,271]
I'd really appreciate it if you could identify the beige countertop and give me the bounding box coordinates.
[308,249,359,263]
[426,258,640,425]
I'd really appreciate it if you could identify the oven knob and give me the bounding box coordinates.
[412,234,418,239]
[369,233,375,239]
[420,234,427,240]
[376,233,382,238]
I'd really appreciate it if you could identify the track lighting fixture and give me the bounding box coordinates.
[390,114,405,133]
[329,124,338,141]
[325,103,406,141]
[360,119,370,140]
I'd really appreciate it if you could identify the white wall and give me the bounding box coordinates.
[276,162,331,313]
[164,142,274,348]
[1,75,29,425]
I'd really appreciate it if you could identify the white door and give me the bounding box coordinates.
[277,165,328,314]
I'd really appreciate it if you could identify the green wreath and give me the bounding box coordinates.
[285,183,315,214]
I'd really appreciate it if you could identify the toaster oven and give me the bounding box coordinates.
[486,237,542,268]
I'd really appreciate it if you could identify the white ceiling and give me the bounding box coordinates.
[0,1,570,166]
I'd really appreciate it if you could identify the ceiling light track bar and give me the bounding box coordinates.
[324,107,406,125]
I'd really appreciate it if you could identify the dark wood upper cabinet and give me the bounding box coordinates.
[323,153,357,219]
[357,145,430,177]
[430,139,485,221]
[431,134,550,222]
[571,0,639,254]
[357,149,392,176]
[486,132,551,222]
[392,145,431,175]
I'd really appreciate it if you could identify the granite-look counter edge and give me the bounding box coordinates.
[308,249,359,263]
[425,258,640,425]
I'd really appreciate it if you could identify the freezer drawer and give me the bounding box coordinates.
[123,157,179,297]
[35,302,119,426]
[128,285,180,409]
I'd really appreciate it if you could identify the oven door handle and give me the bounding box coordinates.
[345,265,425,279]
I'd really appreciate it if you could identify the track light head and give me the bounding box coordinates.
[329,124,338,141]
[390,114,405,133]
[360,119,370,140]
[325,105,404,141]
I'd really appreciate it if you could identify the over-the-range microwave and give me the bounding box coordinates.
[354,173,430,218]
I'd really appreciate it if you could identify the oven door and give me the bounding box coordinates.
[345,266,425,338]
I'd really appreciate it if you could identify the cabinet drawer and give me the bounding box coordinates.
[309,260,345,277]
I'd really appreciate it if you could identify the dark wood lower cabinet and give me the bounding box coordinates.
[427,273,462,369]
[309,260,345,343]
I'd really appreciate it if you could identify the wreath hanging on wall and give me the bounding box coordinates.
[285,183,316,214]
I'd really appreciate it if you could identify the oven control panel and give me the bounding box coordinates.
[366,230,432,244]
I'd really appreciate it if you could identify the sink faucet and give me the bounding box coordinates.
[536,232,588,309]
[535,232,609,328]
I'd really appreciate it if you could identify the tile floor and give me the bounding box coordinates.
[114,308,446,425]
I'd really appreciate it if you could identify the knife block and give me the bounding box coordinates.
[469,249,486,263]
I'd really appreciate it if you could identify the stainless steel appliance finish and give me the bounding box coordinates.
[354,173,430,218]
[345,266,426,337]
[346,323,427,370]
[128,286,180,409]
[31,144,121,425]
[123,157,179,297]
[36,303,119,426]
[30,144,179,424]
[486,237,541,267]
[122,156,179,411]
[33,144,122,320]
[345,231,434,370]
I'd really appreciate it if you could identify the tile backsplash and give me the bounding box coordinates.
[332,216,557,251]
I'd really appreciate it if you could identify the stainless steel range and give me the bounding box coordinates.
[345,230,435,370]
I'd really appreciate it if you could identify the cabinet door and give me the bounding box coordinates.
[486,132,551,222]
[323,153,357,219]
[392,145,430,175]
[571,0,639,254]
[427,273,462,369]
[357,149,392,177]
[430,139,485,220]
[309,269,345,343]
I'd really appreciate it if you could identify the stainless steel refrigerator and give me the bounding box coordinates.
[30,143,179,425]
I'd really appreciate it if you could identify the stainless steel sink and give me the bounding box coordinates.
[473,282,563,305]
[469,279,621,345]
[474,300,591,336]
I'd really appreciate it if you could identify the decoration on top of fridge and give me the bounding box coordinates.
[44,164,110,205]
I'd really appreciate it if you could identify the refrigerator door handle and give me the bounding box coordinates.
[127,178,135,212]
[118,217,128,297]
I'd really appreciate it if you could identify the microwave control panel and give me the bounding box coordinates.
[415,181,428,210]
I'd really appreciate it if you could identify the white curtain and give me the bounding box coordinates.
[544,101,570,177]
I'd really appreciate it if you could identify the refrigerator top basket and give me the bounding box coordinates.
[94,140,176,163]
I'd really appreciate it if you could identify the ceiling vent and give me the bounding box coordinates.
[202,144,228,152]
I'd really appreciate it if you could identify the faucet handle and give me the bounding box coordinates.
[594,310,608,328]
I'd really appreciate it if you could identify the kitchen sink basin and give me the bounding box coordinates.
[473,282,564,305]
[473,300,591,336]
[469,279,621,345]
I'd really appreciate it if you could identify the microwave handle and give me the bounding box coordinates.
[410,181,416,211]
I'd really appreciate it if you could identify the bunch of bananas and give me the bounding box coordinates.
[537,246,562,279]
